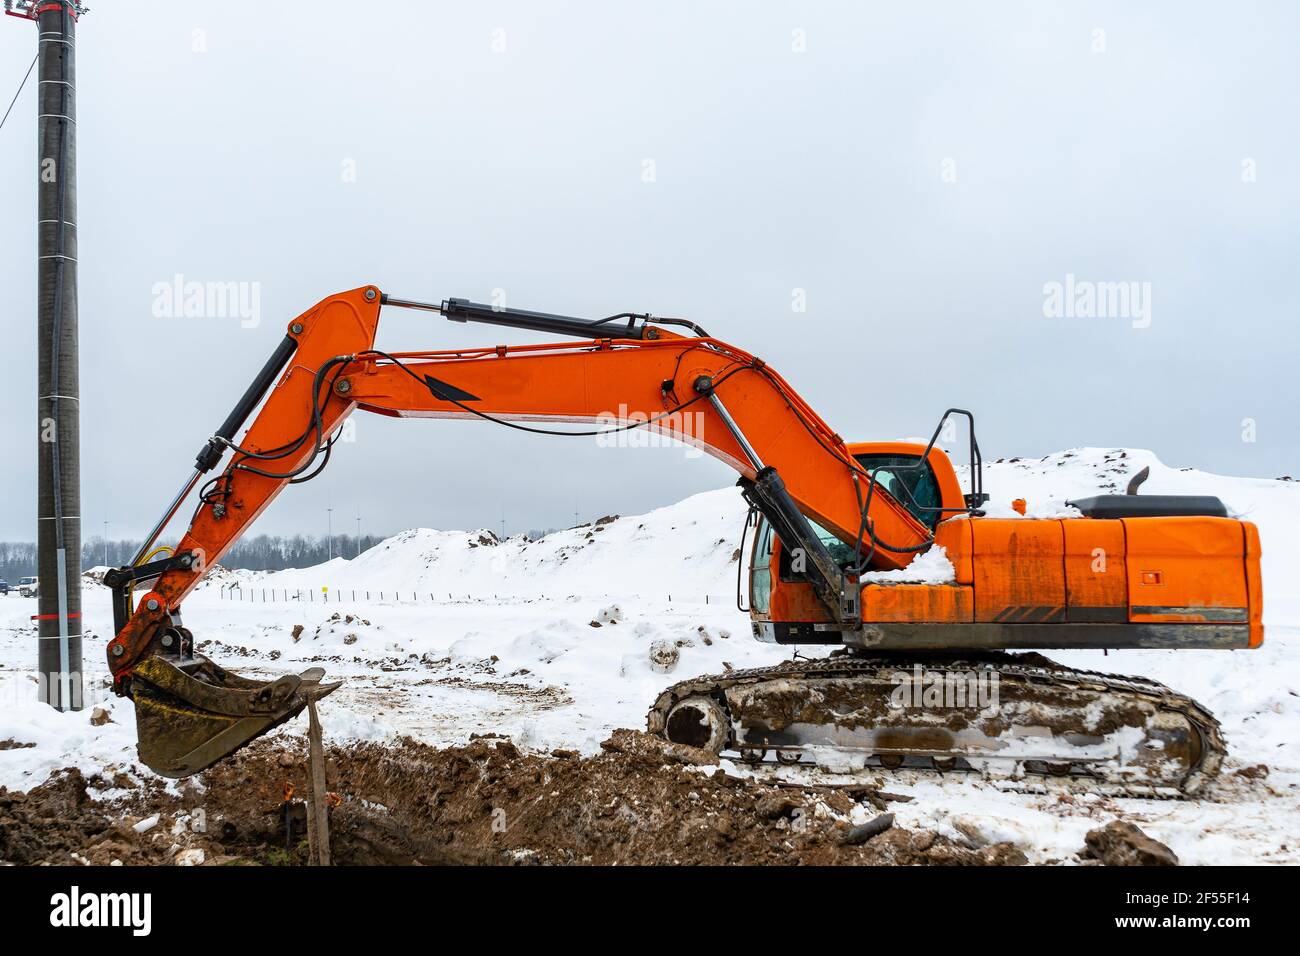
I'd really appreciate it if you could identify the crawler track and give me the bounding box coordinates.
[647,652,1224,798]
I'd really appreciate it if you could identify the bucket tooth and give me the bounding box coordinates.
[129,654,340,779]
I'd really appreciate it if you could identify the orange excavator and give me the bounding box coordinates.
[104,286,1263,795]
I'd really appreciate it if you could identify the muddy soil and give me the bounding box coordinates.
[1,730,1028,866]
[0,769,177,865]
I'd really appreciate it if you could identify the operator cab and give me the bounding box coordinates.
[845,441,965,532]
[748,441,966,615]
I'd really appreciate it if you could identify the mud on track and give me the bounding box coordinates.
[1,731,1028,866]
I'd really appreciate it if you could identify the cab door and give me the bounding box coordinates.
[749,516,774,616]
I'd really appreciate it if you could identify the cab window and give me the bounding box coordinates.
[749,516,773,614]
[853,453,943,530]
[777,518,860,580]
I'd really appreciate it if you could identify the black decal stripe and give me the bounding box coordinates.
[1068,606,1128,624]
[423,375,482,403]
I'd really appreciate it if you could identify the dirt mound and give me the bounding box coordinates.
[4,732,1028,866]
[0,769,175,865]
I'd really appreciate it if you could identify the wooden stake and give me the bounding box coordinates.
[306,698,331,866]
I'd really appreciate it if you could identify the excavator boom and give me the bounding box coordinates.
[105,286,1261,791]
[106,285,928,774]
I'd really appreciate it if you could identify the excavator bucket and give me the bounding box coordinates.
[128,654,340,779]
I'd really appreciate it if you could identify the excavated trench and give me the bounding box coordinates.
[0,731,1031,866]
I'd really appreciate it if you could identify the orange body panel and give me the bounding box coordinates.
[1244,522,1265,647]
[1123,517,1249,624]
[767,541,836,622]
[861,583,973,623]
[933,518,974,585]
[970,520,1067,623]
[763,510,1262,646]
[1063,519,1128,622]
[853,514,1259,638]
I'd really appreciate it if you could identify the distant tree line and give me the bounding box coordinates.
[0,534,387,581]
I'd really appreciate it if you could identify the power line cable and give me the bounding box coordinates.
[0,54,37,133]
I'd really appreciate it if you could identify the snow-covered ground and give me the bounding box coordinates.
[1,447,1297,864]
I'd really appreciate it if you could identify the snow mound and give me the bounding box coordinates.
[861,545,956,585]
[230,488,747,603]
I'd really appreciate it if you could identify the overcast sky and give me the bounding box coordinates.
[1,1,1297,543]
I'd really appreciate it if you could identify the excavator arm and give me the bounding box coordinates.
[106,285,936,776]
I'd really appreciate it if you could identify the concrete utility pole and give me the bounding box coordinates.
[326,506,333,561]
[9,0,87,711]
[355,514,360,557]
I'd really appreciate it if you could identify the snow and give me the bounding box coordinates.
[860,545,956,585]
[1,446,1297,864]
[204,491,743,605]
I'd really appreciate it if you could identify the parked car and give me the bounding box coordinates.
[0,579,9,596]
[18,576,38,597]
